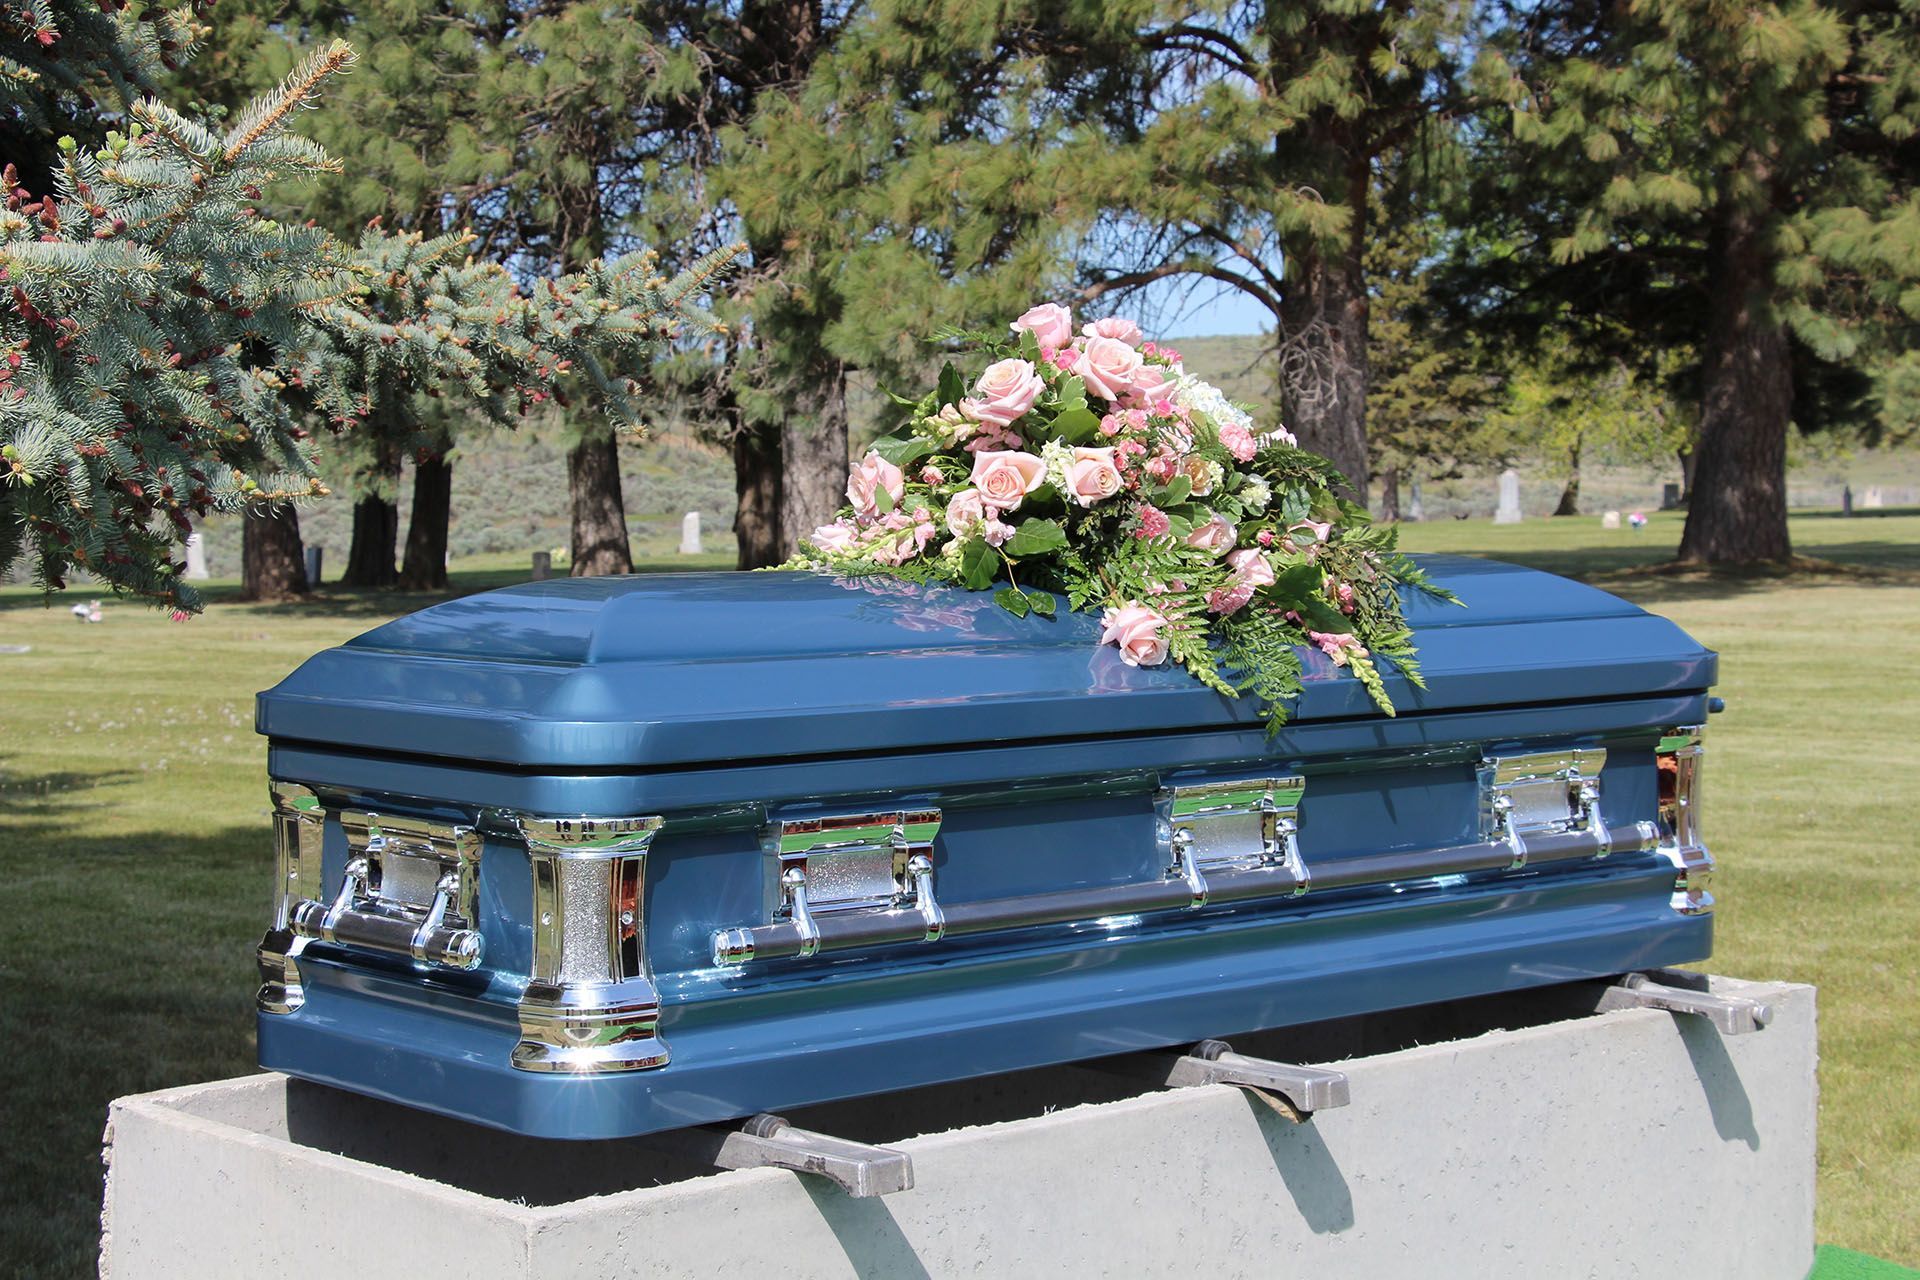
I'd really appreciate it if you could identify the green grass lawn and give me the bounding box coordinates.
[3,514,1917,1275]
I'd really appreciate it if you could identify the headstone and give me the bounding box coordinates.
[1406,478,1425,523]
[184,531,209,580]
[530,551,552,582]
[679,511,703,555]
[1602,510,1621,529]
[1842,485,1854,517]
[303,547,323,586]
[1660,483,1682,511]
[1863,486,1884,509]
[1493,469,1523,524]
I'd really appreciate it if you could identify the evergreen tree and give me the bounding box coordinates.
[1472,0,1920,562]
[2,6,730,609]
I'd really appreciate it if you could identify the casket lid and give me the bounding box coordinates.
[257,556,1715,768]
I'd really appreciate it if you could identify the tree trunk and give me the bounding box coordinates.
[780,363,849,556]
[568,428,633,576]
[1277,242,1371,509]
[1677,446,1697,505]
[340,495,400,587]
[733,426,785,569]
[1553,437,1583,516]
[241,503,309,601]
[1376,465,1400,523]
[399,447,454,591]
[1677,188,1793,564]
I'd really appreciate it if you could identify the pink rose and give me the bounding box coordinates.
[1127,365,1170,402]
[1065,447,1124,507]
[1071,336,1145,401]
[1218,419,1257,462]
[1290,518,1331,543]
[967,357,1044,428]
[1227,548,1275,588]
[1180,454,1217,496]
[945,488,988,538]
[1184,514,1237,557]
[969,449,1047,511]
[811,520,857,553]
[846,451,904,521]
[1081,316,1143,345]
[1100,601,1170,667]
[1010,303,1075,351]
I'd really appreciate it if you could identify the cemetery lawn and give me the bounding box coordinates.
[2,514,1917,1275]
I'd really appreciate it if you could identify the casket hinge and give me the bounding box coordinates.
[1480,748,1610,870]
[719,808,945,966]
[257,782,324,1015]
[286,809,485,972]
[1159,775,1309,909]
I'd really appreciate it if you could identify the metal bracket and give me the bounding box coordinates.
[1098,1039,1352,1116]
[646,1113,915,1197]
[1596,971,1773,1036]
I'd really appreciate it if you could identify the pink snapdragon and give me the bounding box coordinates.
[1309,631,1369,666]
[846,451,905,521]
[1101,602,1171,667]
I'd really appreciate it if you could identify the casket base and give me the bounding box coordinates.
[105,973,1815,1280]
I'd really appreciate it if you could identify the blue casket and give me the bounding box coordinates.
[253,556,1717,1138]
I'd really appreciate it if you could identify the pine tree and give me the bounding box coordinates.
[1473,0,1920,562]
[2,6,731,609]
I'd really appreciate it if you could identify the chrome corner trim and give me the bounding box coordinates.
[511,811,670,1074]
[511,982,670,1074]
[512,813,663,858]
[259,780,325,1013]
[1656,726,1713,915]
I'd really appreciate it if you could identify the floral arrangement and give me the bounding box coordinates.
[791,303,1449,732]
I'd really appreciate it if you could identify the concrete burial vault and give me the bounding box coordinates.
[101,973,1815,1278]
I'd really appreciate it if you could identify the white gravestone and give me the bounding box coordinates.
[1862,487,1884,509]
[1493,469,1523,524]
[1602,511,1622,530]
[184,531,209,580]
[1407,478,1425,523]
[679,511,703,555]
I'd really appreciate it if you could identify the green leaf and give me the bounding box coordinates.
[881,385,923,409]
[1154,476,1192,507]
[994,586,1031,618]
[958,539,999,590]
[1051,405,1101,444]
[1003,518,1068,557]
[869,434,932,468]
[1027,592,1056,618]
[937,361,966,409]
[874,484,895,516]
[1051,375,1085,405]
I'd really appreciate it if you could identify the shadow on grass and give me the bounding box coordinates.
[0,818,264,1278]
[1436,543,1920,607]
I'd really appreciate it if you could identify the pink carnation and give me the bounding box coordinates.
[1218,419,1257,462]
[1207,581,1256,616]
[1134,504,1171,539]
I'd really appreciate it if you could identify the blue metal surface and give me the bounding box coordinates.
[256,557,1715,768]
[254,557,1720,1137]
